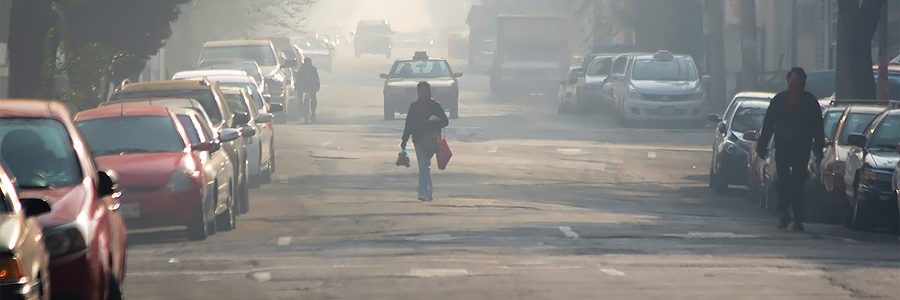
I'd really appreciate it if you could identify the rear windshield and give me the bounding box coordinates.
[201,45,277,66]
[0,118,83,189]
[730,106,768,133]
[111,89,223,125]
[839,113,878,145]
[77,116,185,156]
[390,60,451,78]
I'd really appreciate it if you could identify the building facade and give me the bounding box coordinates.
[0,0,10,97]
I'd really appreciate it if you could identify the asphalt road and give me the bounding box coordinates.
[125,48,900,300]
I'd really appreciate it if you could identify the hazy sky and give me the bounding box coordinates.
[304,0,470,33]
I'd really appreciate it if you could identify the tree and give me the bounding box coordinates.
[6,0,57,99]
[835,0,885,100]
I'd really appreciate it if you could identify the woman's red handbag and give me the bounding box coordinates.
[437,132,453,170]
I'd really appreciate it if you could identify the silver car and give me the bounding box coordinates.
[0,165,52,300]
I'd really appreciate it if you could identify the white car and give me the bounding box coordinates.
[219,87,275,190]
[0,165,52,300]
[172,69,247,80]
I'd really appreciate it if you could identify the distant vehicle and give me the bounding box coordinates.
[355,20,393,58]
[109,80,251,220]
[172,69,247,80]
[808,104,883,223]
[574,55,614,111]
[0,163,52,300]
[381,51,462,120]
[557,66,581,114]
[295,37,335,71]
[843,109,900,233]
[707,92,774,193]
[198,59,266,93]
[490,16,570,100]
[200,40,298,121]
[395,31,435,48]
[0,100,125,300]
[605,50,708,126]
[75,104,240,240]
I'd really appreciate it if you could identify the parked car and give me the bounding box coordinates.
[843,109,900,233]
[220,86,270,191]
[808,104,882,222]
[557,66,581,114]
[0,100,125,300]
[172,69,247,81]
[708,98,771,193]
[0,164,52,300]
[605,50,707,126]
[295,37,335,71]
[354,20,393,58]
[744,129,777,211]
[109,80,251,219]
[75,104,242,240]
[381,51,461,120]
[198,58,266,93]
[574,55,613,111]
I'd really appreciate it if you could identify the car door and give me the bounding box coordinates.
[844,114,884,197]
[194,114,233,211]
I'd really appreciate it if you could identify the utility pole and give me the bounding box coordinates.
[739,0,759,91]
[704,0,726,107]
[877,1,889,101]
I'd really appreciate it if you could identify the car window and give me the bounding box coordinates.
[111,89,223,125]
[613,57,628,75]
[586,57,612,76]
[839,113,878,145]
[390,60,452,78]
[221,83,264,110]
[869,115,900,150]
[223,93,251,114]
[191,115,213,143]
[0,118,83,189]
[631,58,698,81]
[730,105,768,133]
[201,45,277,66]
[77,116,186,156]
[177,115,201,146]
[823,109,845,140]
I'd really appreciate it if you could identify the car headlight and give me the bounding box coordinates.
[0,255,25,283]
[628,90,643,100]
[44,226,87,258]
[165,170,194,193]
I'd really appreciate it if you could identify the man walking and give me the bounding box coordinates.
[756,67,825,231]
[296,57,320,122]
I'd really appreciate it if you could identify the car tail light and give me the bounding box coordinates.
[0,255,25,283]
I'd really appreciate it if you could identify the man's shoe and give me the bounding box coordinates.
[792,223,805,232]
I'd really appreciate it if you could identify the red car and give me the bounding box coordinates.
[0,100,126,300]
[75,104,240,240]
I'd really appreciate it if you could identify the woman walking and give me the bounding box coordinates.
[401,82,449,201]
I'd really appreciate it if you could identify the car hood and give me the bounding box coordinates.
[584,76,607,85]
[22,184,87,229]
[387,79,455,88]
[261,66,281,78]
[0,215,22,252]
[865,150,900,169]
[632,80,700,94]
[95,152,187,189]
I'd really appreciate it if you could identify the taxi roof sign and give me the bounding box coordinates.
[413,51,429,60]
[653,50,674,59]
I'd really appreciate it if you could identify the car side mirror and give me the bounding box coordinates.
[282,59,299,69]
[232,112,250,126]
[193,141,221,152]
[242,126,257,137]
[453,72,464,78]
[256,113,274,123]
[717,122,727,134]
[707,114,722,123]
[219,128,240,142]
[847,134,867,148]
[269,103,284,113]
[20,197,51,217]
[380,73,389,79]
[743,130,759,141]
[97,170,119,198]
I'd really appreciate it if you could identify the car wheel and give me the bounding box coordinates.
[186,192,212,241]
[216,180,237,231]
[107,274,124,300]
[384,107,395,120]
[851,189,872,231]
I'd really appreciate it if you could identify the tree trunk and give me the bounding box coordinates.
[704,0,726,108]
[835,0,885,100]
[6,0,56,99]
[739,0,759,91]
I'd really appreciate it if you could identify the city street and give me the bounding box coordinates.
[124,51,900,300]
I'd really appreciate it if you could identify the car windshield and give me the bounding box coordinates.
[78,116,185,156]
[201,45,277,66]
[200,63,263,83]
[587,57,612,76]
[869,115,900,150]
[221,83,264,110]
[839,113,878,145]
[730,106,768,133]
[631,58,699,81]
[0,118,82,189]
[823,109,846,139]
[223,93,251,114]
[177,115,201,146]
[390,60,451,78]
[110,89,223,125]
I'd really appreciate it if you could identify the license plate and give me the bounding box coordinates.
[119,203,140,219]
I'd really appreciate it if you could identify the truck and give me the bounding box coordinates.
[354,20,393,58]
[489,15,570,100]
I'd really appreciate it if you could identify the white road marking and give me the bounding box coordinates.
[276,236,292,246]
[600,268,626,277]
[661,232,761,239]
[250,271,272,282]
[404,234,459,242]
[559,226,579,239]
[488,146,499,153]
[168,258,180,264]
[408,269,469,278]
[647,151,657,159]
[556,148,584,155]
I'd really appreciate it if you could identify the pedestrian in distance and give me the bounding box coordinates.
[296,57,320,122]
[401,81,449,201]
[756,67,825,231]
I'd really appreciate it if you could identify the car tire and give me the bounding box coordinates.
[187,192,212,241]
[850,189,872,231]
[261,143,275,184]
[216,180,237,231]
[107,274,124,300]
